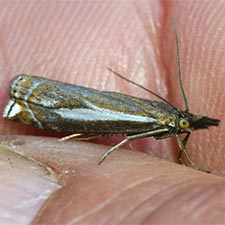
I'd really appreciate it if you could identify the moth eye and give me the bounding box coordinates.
[179,119,190,129]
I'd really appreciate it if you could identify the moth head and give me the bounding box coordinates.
[178,112,220,132]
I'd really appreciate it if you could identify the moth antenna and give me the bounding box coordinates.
[106,67,177,110]
[173,19,189,112]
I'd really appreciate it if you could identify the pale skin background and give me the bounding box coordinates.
[0,0,225,224]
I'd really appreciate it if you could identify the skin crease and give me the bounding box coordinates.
[0,0,225,224]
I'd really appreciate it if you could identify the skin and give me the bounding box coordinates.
[0,0,225,224]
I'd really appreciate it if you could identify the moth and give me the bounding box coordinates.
[2,23,220,172]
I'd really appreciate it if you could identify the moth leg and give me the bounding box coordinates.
[175,134,209,173]
[72,134,103,141]
[178,133,190,164]
[99,128,169,165]
[59,133,102,142]
[59,133,83,142]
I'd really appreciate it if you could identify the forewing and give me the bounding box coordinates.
[5,75,172,133]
